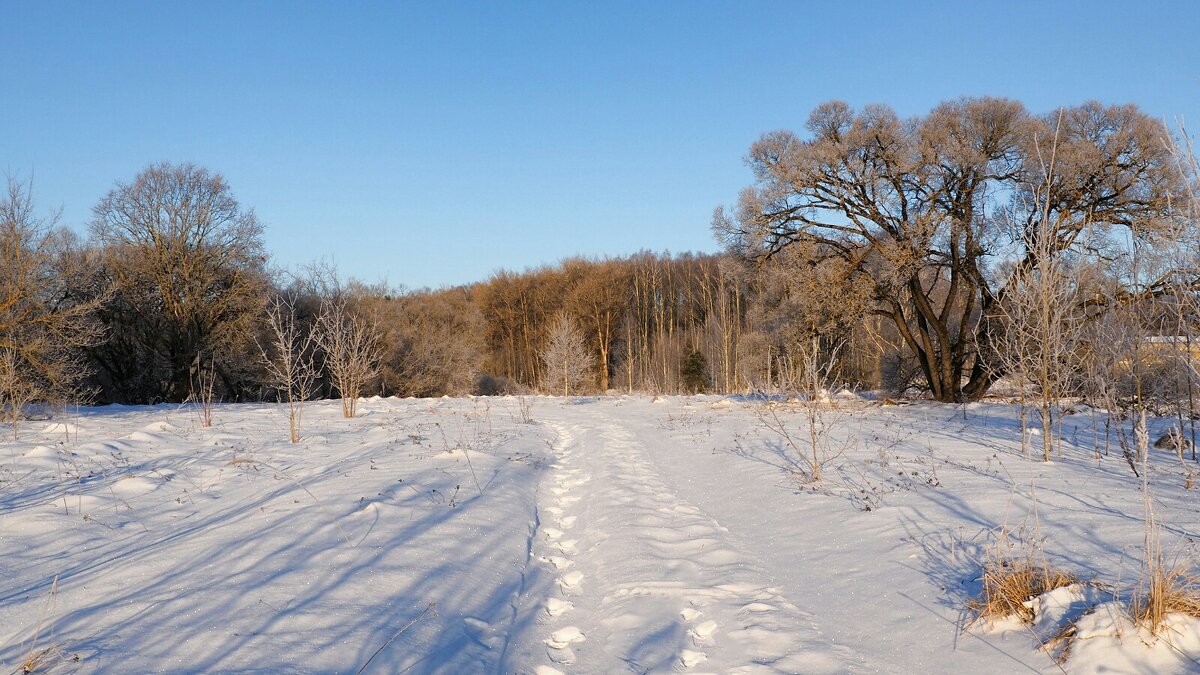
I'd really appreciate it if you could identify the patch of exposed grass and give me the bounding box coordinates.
[1133,564,1200,634]
[970,558,1077,625]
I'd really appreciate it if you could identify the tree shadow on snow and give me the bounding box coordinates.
[0,423,554,674]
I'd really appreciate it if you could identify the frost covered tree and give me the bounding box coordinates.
[716,99,1187,401]
[540,313,593,397]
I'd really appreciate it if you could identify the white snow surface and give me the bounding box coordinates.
[2,396,1200,673]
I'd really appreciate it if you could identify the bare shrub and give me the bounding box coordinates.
[316,300,382,418]
[0,349,36,436]
[475,374,526,396]
[516,396,534,424]
[756,336,846,482]
[188,354,218,428]
[259,298,317,443]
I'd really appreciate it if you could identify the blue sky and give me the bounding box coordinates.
[3,1,1198,289]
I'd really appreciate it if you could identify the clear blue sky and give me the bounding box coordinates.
[3,1,1198,290]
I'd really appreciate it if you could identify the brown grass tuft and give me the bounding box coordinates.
[20,644,74,673]
[1132,565,1200,634]
[970,558,1077,625]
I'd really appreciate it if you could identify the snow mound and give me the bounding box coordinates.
[110,475,160,497]
[1069,602,1200,672]
[22,445,56,458]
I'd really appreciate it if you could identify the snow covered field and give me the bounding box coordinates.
[2,395,1200,673]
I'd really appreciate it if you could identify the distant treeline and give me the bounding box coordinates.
[0,162,891,406]
[3,97,1198,414]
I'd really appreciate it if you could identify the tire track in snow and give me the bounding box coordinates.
[533,404,860,673]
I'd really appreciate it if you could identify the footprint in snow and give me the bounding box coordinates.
[556,539,578,555]
[539,555,573,570]
[557,571,584,590]
[678,649,707,669]
[462,617,503,649]
[546,625,585,649]
[547,645,576,665]
[545,598,573,617]
[559,515,577,529]
[543,527,564,540]
[689,620,718,644]
[545,626,585,666]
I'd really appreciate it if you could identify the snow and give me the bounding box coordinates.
[1069,602,1200,672]
[2,396,1199,673]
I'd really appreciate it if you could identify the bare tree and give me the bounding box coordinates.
[540,313,593,397]
[259,298,317,443]
[0,177,107,434]
[89,163,268,402]
[995,117,1089,461]
[568,260,629,392]
[717,99,1187,401]
[316,299,382,417]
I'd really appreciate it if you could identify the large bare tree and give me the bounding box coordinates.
[716,99,1186,401]
[89,163,269,402]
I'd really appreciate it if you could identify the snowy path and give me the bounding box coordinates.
[524,403,862,673]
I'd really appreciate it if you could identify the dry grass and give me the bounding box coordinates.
[970,558,1077,625]
[19,644,75,673]
[18,575,79,672]
[1132,564,1200,634]
[1044,619,1079,666]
